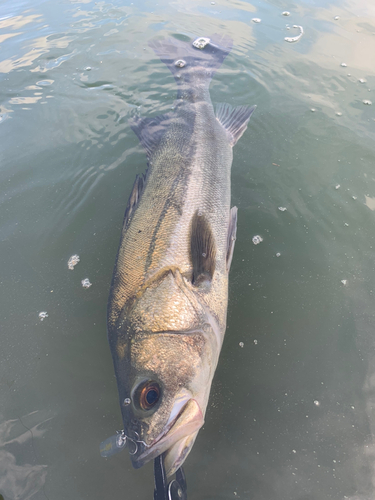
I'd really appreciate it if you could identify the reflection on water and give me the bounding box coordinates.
[1,0,375,499]
[0,413,49,500]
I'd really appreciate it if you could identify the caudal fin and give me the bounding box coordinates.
[149,34,233,85]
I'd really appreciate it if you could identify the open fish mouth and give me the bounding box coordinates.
[131,398,204,474]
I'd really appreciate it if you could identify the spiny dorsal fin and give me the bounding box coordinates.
[123,171,147,229]
[216,103,256,146]
[130,113,172,159]
[190,210,216,286]
[226,206,238,271]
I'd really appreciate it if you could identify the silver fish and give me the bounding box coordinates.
[107,34,256,476]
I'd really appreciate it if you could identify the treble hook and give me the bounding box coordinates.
[154,454,187,500]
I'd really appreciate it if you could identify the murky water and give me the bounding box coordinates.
[1,0,375,499]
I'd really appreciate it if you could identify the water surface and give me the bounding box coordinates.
[1,0,375,499]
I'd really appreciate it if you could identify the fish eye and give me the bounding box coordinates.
[138,381,161,410]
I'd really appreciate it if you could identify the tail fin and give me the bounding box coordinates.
[149,34,233,85]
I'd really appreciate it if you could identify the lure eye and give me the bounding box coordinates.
[139,381,161,410]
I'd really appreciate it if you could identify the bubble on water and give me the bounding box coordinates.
[39,311,48,321]
[335,184,341,189]
[358,78,367,83]
[278,206,287,212]
[334,15,340,20]
[254,339,258,345]
[314,400,320,406]
[310,108,316,112]
[239,342,244,348]
[341,279,348,285]
[340,62,347,67]
[193,37,210,49]
[175,59,186,68]
[252,18,261,23]
[336,112,342,116]
[363,100,372,105]
[284,25,304,43]
[252,235,263,245]
[282,11,290,16]
[276,252,281,257]
[123,398,131,406]
[68,254,80,270]
[81,278,92,288]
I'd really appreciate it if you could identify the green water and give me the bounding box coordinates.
[1,0,375,499]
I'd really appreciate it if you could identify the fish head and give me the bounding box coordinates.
[113,330,215,476]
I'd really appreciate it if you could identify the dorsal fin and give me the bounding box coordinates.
[226,206,238,271]
[216,103,256,146]
[130,114,172,159]
[190,211,216,286]
[122,171,147,229]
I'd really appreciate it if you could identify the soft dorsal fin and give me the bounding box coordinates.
[216,103,256,146]
[190,211,216,286]
[122,171,147,229]
[226,206,238,271]
[130,114,172,159]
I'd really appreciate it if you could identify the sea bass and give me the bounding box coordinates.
[107,34,256,476]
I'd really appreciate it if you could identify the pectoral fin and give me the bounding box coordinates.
[190,211,216,285]
[123,173,146,229]
[226,206,238,271]
[216,103,256,146]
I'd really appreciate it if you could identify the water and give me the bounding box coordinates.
[1,0,375,498]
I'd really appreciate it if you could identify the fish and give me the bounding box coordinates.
[107,34,256,477]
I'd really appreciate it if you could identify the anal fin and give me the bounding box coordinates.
[216,103,256,146]
[226,206,238,271]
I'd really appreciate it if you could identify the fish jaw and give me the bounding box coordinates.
[163,431,198,477]
[131,398,204,473]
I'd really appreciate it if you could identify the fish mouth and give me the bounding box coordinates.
[131,397,204,475]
